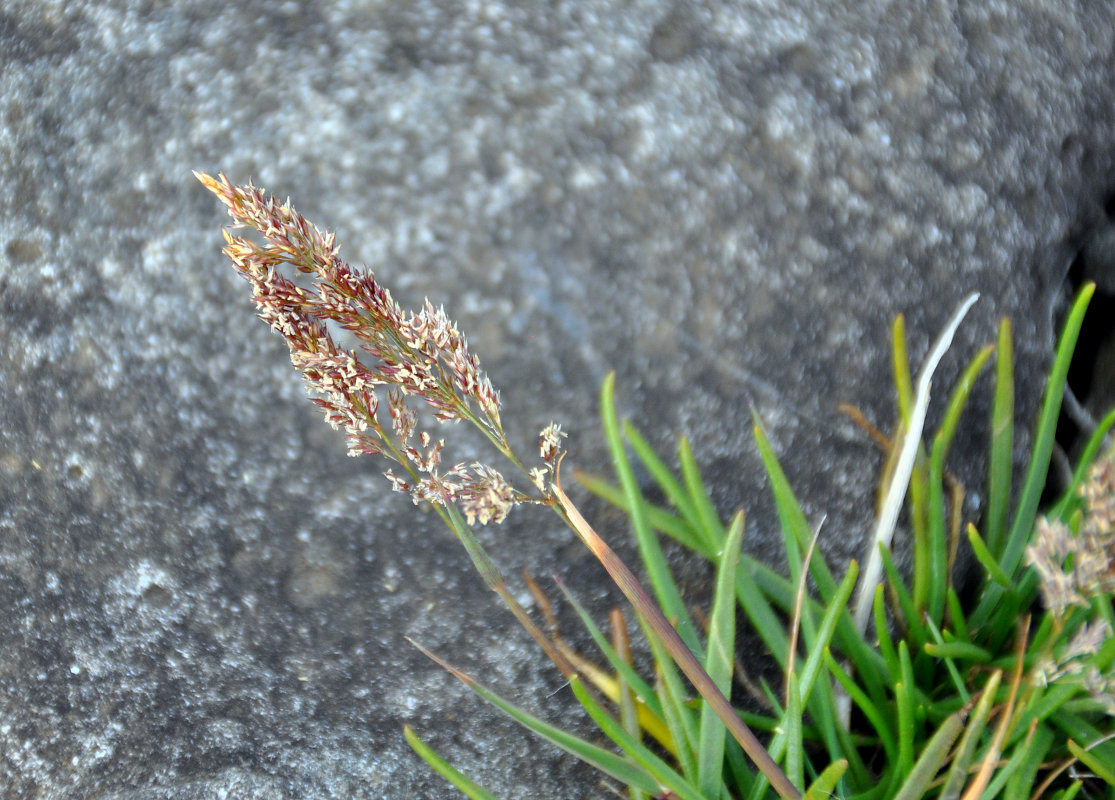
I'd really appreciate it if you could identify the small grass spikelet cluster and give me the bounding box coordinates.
[1027,452,1115,714]
[195,171,549,526]
[1028,455,1115,620]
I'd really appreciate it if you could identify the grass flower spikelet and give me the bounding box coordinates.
[197,170,529,524]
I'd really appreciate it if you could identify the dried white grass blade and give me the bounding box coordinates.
[853,292,980,634]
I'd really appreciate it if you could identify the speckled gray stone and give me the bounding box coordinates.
[2,1,1113,797]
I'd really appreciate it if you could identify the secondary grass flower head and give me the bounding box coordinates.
[196,171,557,525]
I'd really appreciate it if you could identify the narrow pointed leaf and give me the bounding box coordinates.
[404,726,501,800]
[698,511,746,797]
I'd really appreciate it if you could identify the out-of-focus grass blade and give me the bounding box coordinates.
[783,669,804,793]
[802,760,848,800]
[893,313,915,421]
[967,523,1011,588]
[1056,783,1086,800]
[890,707,966,800]
[881,544,925,648]
[938,670,1001,800]
[1048,405,1115,520]
[922,343,993,624]
[1005,723,1054,800]
[624,421,710,547]
[404,726,501,800]
[873,584,900,679]
[981,725,1038,799]
[974,283,1094,631]
[946,586,969,641]
[697,510,745,798]
[577,471,712,557]
[600,375,701,655]
[985,317,1014,557]
[896,642,917,780]
[1067,739,1115,785]
[678,436,728,551]
[824,649,896,765]
[923,639,993,663]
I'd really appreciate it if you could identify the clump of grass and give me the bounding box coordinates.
[198,171,1114,799]
[580,283,1114,799]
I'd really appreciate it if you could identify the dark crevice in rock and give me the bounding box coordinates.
[1045,195,1115,501]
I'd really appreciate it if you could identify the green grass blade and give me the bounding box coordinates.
[752,420,837,597]
[578,471,714,557]
[624,421,710,546]
[893,314,914,421]
[922,343,994,624]
[981,727,1041,799]
[1067,739,1115,785]
[404,726,502,800]
[881,544,926,648]
[436,662,662,795]
[1054,783,1086,800]
[966,523,1012,587]
[600,374,701,655]
[891,708,966,800]
[1002,283,1094,569]
[678,436,729,550]
[553,578,665,721]
[570,676,706,800]
[873,583,900,678]
[896,642,917,780]
[922,618,970,703]
[946,586,969,641]
[938,670,1002,800]
[823,649,897,766]
[1048,404,1115,520]
[753,421,892,746]
[796,562,858,705]
[783,670,804,793]
[986,317,1015,556]
[974,284,1095,630]
[697,511,745,797]
[645,622,700,777]
[803,760,848,800]
[923,639,993,663]
[1005,723,1054,800]
[715,443,888,710]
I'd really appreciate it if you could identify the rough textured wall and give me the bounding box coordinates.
[1,1,1113,797]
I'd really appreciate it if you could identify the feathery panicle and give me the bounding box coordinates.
[1027,452,1115,621]
[1027,450,1115,711]
[197,171,543,524]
